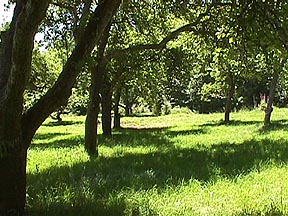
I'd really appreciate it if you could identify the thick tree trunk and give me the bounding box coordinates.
[264,69,279,127]
[224,72,235,123]
[0,0,121,213]
[101,78,113,136]
[0,1,50,214]
[113,86,122,129]
[0,144,27,215]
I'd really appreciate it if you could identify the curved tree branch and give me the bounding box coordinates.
[22,0,121,144]
[105,5,213,61]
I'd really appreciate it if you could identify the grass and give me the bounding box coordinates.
[26,108,288,215]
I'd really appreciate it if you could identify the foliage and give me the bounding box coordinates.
[68,68,90,115]
[24,47,60,110]
[24,45,91,115]
[22,1,288,116]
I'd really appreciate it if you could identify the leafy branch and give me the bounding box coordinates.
[105,5,213,61]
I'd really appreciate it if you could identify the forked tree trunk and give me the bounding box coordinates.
[113,86,122,129]
[101,77,113,136]
[224,72,235,123]
[0,0,121,213]
[264,69,279,127]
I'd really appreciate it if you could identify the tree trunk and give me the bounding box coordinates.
[85,82,101,156]
[113,86,122,129]
[224,72,236,123]
[85,61,106,156]
[101,77,113,136]
[125,105,131,116]
[264,69,279,127]
[0,144,27,215]
[85,22,111,154]
[101,93,113,136]
[0,0,121,213]
[0,1,50,213]
[154,97,163,116]
[123,86,131,116]
[22,0,121,143]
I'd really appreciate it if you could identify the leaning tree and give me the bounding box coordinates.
[0,0,121,214]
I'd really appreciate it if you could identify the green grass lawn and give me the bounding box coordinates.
[26,108,288,215]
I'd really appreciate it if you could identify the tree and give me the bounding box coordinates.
[0,0,121,213]
[263,52,286,127]
[83,1,214,153]
[235,1,288,125]
[85,23,111,155]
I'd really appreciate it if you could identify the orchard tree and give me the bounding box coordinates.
[85,23,111,154]
[83,1,215,152]
[263,52,287,127]
[235,1,288,126]
[0,0,121,213]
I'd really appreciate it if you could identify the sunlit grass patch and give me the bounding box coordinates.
[27,108,288,215]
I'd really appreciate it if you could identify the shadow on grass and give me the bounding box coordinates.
[27,118,288,215]
[27,135,288,215]
[199,119,263,127]
[31,135,84,149]
[200,119,288,133]
[259,120,288,133]
[43,120,83,127]
[237,209,284,216]
[33,132,68,141]
[100,127,173,148]
[166,128,207,136]
[99,127,207,149]
[209,138,288,176]
[27,200,128,216]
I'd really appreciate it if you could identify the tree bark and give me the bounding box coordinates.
[0,0,50,214]
[0,0,121,213]
[113,85,122,129]
[85,22,111,155]
[0,145,27,216]
[85,66,102,156]
[264,68,279,127]
[124,86,133,116]
[22,0,121,144]
[101,77,113,136]
[224,72,236,123]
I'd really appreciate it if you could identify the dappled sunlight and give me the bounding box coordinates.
[43,120,83,127]
[32,134,84,148]
[27,110,288,215]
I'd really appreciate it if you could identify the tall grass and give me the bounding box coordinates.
[26,108,288,215]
